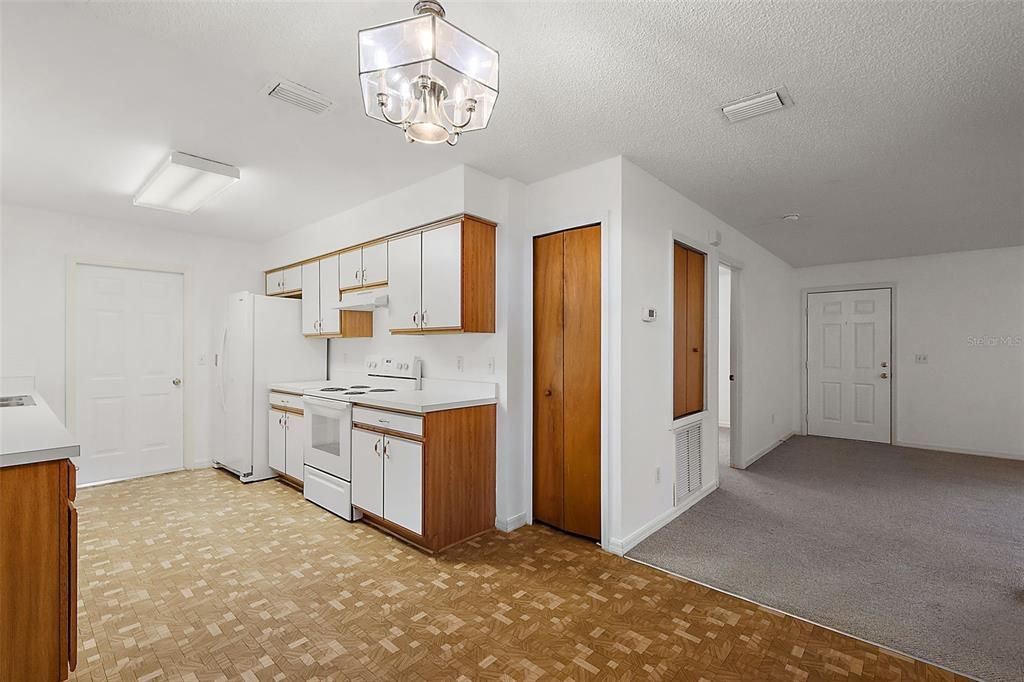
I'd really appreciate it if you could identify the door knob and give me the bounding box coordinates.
[544,389,552,396]
[172,378,182,386]
[880,372,888,379]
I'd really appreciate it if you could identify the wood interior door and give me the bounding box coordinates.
[673,244,706,418]
[533,225,601,540]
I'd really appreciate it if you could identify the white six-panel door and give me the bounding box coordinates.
[73,264,184,484]
[807,288,892,443]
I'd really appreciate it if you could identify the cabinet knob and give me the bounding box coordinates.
[544,389,552,397]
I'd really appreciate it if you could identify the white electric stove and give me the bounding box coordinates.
[301,356,421,521]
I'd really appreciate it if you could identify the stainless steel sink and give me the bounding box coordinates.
[0,395,35,407]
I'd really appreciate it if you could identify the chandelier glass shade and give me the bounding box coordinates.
[358,2,499,145]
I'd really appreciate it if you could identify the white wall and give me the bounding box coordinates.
[794,246,1024,459]
[613,159,797,551]
[0,204,264,467]
[718,266,731,426]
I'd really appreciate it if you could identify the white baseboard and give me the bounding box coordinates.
[894,440,1024,462]
[188,460,214,470]
[495,512,528,533]
[607,482,718,556]
[739,432,796,469]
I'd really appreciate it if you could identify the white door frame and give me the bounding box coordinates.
[65,257,194,477]
[800,282,897,442]
[717,259,744,469]
[522,215,612,552]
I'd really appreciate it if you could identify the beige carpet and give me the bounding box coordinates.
[630,435,1024,682]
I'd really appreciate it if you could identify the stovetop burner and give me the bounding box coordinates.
[319,387,346,392]
[343,391,366,395]
[349,384,371,389]
[369,388,397,392]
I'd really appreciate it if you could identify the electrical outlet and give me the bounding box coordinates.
[656,466,661,483]
[198,353,207,366]
[487,356,495,374]
[456,356,464,372]
[915,354,928,364]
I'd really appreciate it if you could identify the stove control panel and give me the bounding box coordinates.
[366,355,422,380]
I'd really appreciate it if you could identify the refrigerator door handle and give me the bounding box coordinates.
[218,326,229,411]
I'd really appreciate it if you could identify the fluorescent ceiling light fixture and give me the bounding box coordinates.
[133,151,240,214]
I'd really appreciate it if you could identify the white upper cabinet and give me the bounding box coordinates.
[301,261,320,335]
[387,232,423,332]
[338,249,363,291]
[420,223,462,330]
[265,270,283,295]
[318,255,341,336]
[280,265,302,293]
[361,242,388,287]
[266,265,301,296]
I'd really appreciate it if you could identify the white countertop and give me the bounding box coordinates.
[0,392,80,468]
[351,386,497,414]
[269,377,497,414]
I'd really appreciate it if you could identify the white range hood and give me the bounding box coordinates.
[333,288,389,311]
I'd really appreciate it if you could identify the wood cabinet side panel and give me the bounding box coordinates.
[0,460,64,682]
[422,405,496,551]
[460,218,496,333]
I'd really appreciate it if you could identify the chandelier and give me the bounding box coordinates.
[358,1,499,146]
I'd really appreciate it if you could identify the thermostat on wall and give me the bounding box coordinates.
[642,306,658,322]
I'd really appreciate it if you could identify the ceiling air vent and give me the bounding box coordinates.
[721,89,786,122]
[266,80,332,115]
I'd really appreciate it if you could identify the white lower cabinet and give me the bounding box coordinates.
[268,408,304,481]
[383,436,423,535]
[268,409,286,472]
[351,425,422,535]
[351,427,383,516]
[285,413,304,481]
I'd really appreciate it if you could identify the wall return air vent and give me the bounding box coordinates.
[721,88,788,122]
[266,80,332,114]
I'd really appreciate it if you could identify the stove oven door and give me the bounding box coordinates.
[302,396,352,480]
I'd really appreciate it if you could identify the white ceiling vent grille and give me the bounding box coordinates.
[674,422,703,505]
[721,90,786,122]
[266,80,332,115]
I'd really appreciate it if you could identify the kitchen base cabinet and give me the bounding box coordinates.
[0,458,78,681]
[268,404,304,486]
[352,404,495,553]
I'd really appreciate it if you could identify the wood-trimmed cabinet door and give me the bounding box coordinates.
[301,261,321,335]
[268,409,286,473]
[338,249,363,291]
[318,256,341,335]
[420,223,462,330]
[387,233,423,332]
[285,413,304,481]
[351,428,383,516]
[382,436,423,535]
[361,242,388,288]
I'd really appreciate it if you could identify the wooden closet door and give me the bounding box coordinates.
[673,245,689,418]
[684,249,706,414]
[533,232,565,528]
[562,226,602,540]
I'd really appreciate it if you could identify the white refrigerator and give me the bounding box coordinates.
[213,292,326,482]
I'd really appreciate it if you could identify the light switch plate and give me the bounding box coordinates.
[915,354,928,364]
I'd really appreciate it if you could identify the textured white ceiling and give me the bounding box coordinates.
[2,2,1021,266]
